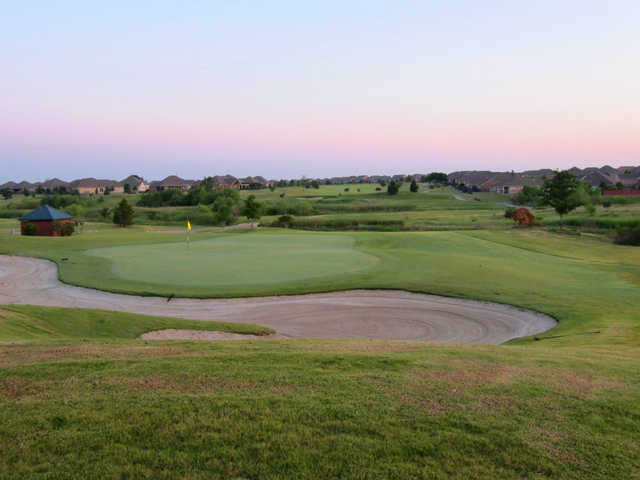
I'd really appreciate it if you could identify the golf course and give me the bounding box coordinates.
[1,191,639,479]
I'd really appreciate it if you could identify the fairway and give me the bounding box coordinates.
[85,233,378,287]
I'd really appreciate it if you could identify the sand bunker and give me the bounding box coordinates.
[0,255,556,344]
[141,329,280,340]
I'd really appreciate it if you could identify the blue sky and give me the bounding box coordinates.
[1,1,639,182]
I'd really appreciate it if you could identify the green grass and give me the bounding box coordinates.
[0,305,273,341]
[1,223,639,478]
[1,228,639,348]
[0,308,638,479]
[85,233,377,287]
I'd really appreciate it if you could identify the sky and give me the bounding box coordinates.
[1,1,639,182]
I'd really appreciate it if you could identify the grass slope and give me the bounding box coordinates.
[0,305,273,341]
[0,308,638,479]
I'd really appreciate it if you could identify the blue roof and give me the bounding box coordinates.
[20,205,73,221]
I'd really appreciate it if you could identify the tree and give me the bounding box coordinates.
[542,171,580,218]
[387,181,400,195]
[310,180,320,189]
[410,179,419,193]
[113,198,134,227]
[512,185,544,207]
[200,176,216,190]
[212,196,236,225]
[99,207,111,220]
[124,183,132,194]
[424,172,448,184]
[242,195,263,224]
[1,188,13,200]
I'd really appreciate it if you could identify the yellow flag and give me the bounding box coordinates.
[187,220,192,231]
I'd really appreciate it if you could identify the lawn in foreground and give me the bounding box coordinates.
[0,307,638,479]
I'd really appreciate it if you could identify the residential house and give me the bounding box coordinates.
[69,178,120,195]
[149,175,197,192]
[39,178,70,192]
[211,175,241,189]
[120,175,149,193]
[0,180,37,194]
[238,176,268,189]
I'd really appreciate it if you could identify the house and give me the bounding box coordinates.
[120,175,149,193]
[238,176,268,189]
[19,205,74,236]
[39,178,70,192]
[481,175,543,194]
[0,181,19,193]
[149,175,197,192]
[579,169,616,188]
[211,175,241,189]
[69,178,120,195]
[0,181,36,194]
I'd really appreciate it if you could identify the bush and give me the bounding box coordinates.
[387,181,400,195]
[52,221,74,236]
[113,198,135,227]
[271,215,293,227]
[615,227,640,246]
[602,201,612,208]
[504,207,516,218]
[22,223,37,235]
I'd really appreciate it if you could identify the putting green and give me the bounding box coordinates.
[85,233,378,287]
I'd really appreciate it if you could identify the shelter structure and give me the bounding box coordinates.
[19,205,74,236]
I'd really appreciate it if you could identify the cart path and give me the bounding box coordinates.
[0,255,556,344]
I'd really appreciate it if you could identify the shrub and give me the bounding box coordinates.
[615,227,640,246]
[53,221,74,236]
[22,223,37,236]
[387,181,400,195]
[113,198,135,227]
[504,207,516,218]
[272,215,293,227]
[603,201,612,208]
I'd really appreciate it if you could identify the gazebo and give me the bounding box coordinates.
[20,205,74,236]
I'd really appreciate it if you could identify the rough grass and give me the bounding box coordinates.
[0,222,639,478]
[0,305,273,342]
[0,320,638,479]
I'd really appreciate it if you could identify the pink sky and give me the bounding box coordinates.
[1,1,639,182]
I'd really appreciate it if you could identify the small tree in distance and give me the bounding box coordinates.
[99,207,111,221]
[410,178,419,193]
[113,198,134,227]
[387,181,400,195]
[242,195,263,226]
[542,171,580,219]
